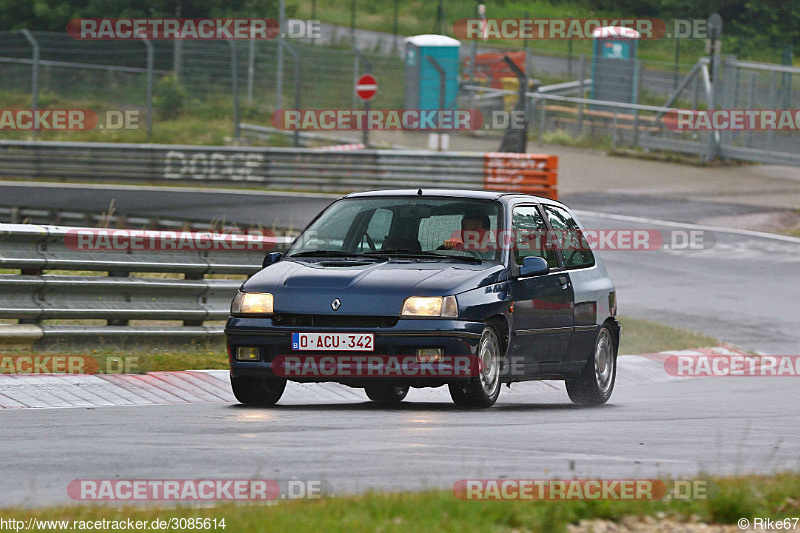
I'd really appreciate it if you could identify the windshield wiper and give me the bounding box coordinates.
[288,250,384,260]
[365,250,482,263]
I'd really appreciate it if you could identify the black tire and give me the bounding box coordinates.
[448,324,503,408]
[364,384,409,403]
[231,376,287,406]
[565,325,616,405]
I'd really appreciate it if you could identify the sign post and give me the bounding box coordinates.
[356,73,377,147]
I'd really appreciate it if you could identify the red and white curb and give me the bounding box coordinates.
[0,347,748,410]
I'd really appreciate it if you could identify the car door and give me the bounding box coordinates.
[507,204,575,372]
[542,203,601,366]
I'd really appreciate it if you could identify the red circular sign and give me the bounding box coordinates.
[356,74,377,101]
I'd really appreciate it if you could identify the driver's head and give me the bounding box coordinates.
[462,212,490,232]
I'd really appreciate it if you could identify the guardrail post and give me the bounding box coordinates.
[184,272,205,327]
[229,40,240,138]
[142,39,154,140]
[107,271,130,327]
[21,30,39,111]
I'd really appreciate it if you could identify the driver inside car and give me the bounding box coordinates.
[442,212,490,251]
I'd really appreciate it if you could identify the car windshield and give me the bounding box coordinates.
[288,196,503,262]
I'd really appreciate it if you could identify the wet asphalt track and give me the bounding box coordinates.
[1,182,799,506]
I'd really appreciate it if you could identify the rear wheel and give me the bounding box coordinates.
[231,376,287,406]
[448,324,502,408]
[364,384,409,403]
[566,325,616,405]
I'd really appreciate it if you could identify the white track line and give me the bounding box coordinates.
[575,209,800,244]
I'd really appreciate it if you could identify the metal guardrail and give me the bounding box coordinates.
[0,223,292,342]
[0,139,559,197]
[0,206,298,234]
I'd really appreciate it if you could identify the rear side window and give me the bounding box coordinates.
[543,205,595,270]
[511,205,559,269]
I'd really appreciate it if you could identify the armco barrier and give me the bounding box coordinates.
[0,223,292,342]
[0,140,558,197]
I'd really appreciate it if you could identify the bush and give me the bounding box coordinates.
[154,75,186,120]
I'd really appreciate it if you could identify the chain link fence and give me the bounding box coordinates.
[1,26,797,165]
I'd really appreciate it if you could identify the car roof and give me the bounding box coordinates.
[344,189,567,207]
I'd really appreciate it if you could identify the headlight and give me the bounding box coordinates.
[231,291,274,315]
[401,296,458,318]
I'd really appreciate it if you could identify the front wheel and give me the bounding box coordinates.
[364,384,409,403]
[448,324,503,408]
[231,376,287,406]
[565,325,616,405]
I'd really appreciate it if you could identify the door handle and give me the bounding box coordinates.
[559,275,569,289]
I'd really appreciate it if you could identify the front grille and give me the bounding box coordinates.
[272,314,398,328]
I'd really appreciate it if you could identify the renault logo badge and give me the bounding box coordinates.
[331,298,341,311]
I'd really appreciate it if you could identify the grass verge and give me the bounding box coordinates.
[1,316,719,373]
[1,473,798,532]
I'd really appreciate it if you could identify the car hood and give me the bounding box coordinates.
[240,258,507,316]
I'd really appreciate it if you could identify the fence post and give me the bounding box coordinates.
[538,99,546,146]
[276,0,286,110]
[746,72,756,149]
[705,14,722,162]
[247,36,255,106]
[392,0,399,53]
[142,38,154,140]
[173,40,182,80]
[612,109,618,151]
[632,59,640,148]
[425,55,447,151]
[281,41,301,147]
[354,48,373,146]
[229,40,240,139]
[21,30,39,110]
[577,54,585,135]
[766,70,777,153]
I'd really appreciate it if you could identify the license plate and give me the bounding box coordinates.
[291,332,374,351]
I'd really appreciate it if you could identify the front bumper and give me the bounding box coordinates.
[226,316,484,385]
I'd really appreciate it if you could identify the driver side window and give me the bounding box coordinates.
[511,205,559,269]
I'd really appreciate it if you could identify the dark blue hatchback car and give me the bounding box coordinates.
[226,189,619,407]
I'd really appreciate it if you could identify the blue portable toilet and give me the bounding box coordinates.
[404,35,461,110]
[590,26,640,105]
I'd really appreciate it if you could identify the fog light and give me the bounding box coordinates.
[236,347,259,361]
[416,348,443,363]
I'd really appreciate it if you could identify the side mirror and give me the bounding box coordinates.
[262,252,283,269]
[519,256,549,277]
